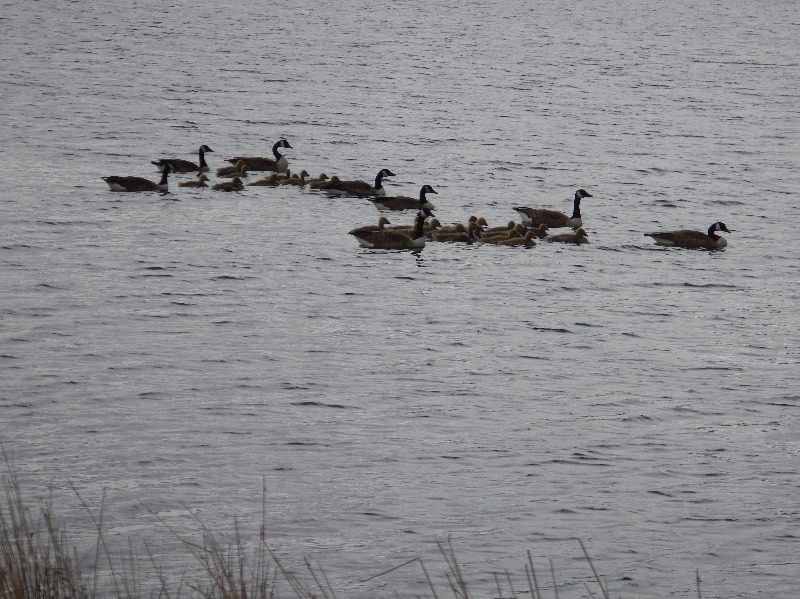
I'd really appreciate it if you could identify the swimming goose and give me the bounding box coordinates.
[527,224,550,239]
[430,222,482,243]
[370,184,438,211]
[546,228,590,244]
[481,228,521,245]
[280,169,309,186]
[350,211,428,249]
[216,160,248,177]
[514,189,593,228]
[388,217,441,234]
[371,184,438,212]
[212,177,244,192]
[317,168,395,197]
[178,173,210,188]
[348,216,391,234]
[227,139,292,172]
[152,144,213,173]
[249,173,281,186]
[103,163,171,192]
[306,173,330,188]
[645,222,730,249]
[482,220,517,236]
[499,230,536,247]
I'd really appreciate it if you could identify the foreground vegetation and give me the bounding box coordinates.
[1,465,703,598]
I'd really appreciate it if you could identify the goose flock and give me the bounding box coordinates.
[103,139,731,251]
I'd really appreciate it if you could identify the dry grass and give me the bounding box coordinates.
[1,461,702,599]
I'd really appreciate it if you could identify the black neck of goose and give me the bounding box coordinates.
[374,172,385,189]
[572,197,581,219]
[707,224,719,240]
[412,214,425,239]
[158,168,169,185]
[419,187,428,202]
[272,142,283,160]
[198,148,207,168]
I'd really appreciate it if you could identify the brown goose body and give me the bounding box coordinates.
[348,216,391,234]
[280,169,309,186]
[249,173,281,187]
[306,173,330,188]
[103,164,170,192]
[498,231,536,247]
[318,168,395,197]
[481,228,521,245]
[212,177,244,192]
[350,212,427,249]
[482,221,517,235]
[371,184,438,213]
[514,189,592,228]
[645,222,730,249]
[527,224,550,239]
[152,145,213,173]
[216,160,248,177]
[227,139,292,172]
[546,228,590,244]
[430,222,481,243]
[178,174,210,188]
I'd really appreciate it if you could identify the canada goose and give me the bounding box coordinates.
[481,228,521,245]
[370,184,438,211]
[514,189,593,228]
[546,228,590,244]
[388,217,441,234]
[350,211,428,249]
[645,222,730,250]
[348,216,391,234]
[227,139,292,172]
[249,173,280,186]
[499,231,536,247]
[306,173,329,188]
[103,163,171,192]
[482,220,517,235]
[430,222,466,239]
[152,144,213,173]
[178,173,210,188]
[430,222,481,243]
[212,177,244,192]
[280,169,309,186]
[370,184,438,213]
[216,160,248,177]
[318,168,395,197]
[527,223,550,239]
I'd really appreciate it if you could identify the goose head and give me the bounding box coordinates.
[476,217,488,227]
[575,189,593,200]
[710,222,731,235]
[199,144,213,154]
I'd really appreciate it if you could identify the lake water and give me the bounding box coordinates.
[1,0,798,596]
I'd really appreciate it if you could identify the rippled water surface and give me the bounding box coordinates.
[1,0,799,596]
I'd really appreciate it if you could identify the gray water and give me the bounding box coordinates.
[1,0,799,596]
